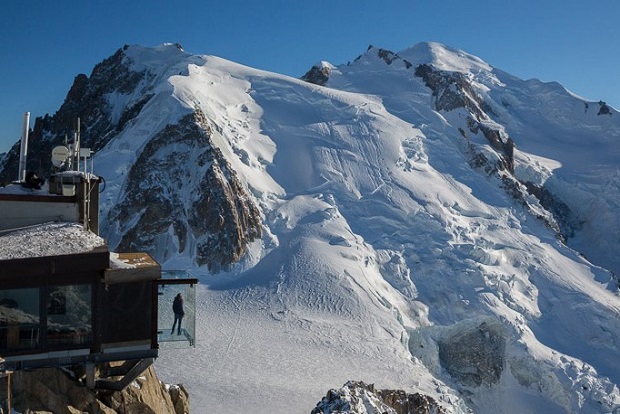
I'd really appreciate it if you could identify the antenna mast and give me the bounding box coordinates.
[74,118,81,172]
[17,112,30,181]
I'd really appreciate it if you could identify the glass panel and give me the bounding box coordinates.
[0,288,40,351]
[46,285,92,346]
[100,281,153,344]
[158,271,196,347]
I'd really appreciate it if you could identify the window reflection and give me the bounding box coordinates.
[0,288,40,351]
[46,285,92,346]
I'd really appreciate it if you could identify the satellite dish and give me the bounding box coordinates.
[51,146,70,167]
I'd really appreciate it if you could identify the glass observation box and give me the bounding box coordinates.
[157,271,197,348]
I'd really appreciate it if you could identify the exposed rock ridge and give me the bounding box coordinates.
[597,101,612,116]
[413,62,579,241]
[303,46,414,86]
[301,64,332,86]
[303,46,578,242]
[523,181,580,239]
[311,381,447,414]
[107,109,261,270]
[414,63,515,172]
[415,63,486,120]
[351,45,414,69]
[0,46,152,184]
[374,47,413,69]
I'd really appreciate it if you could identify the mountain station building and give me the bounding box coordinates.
[0,168,196,390]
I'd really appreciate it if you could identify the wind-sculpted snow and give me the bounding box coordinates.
[3,42,620,413]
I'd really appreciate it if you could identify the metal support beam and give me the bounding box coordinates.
[95,358,155,391]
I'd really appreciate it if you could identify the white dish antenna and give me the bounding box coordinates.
[51,145,70,168]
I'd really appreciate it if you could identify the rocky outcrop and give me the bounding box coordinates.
[413,63,582,241]
[415,64,514,174]
[500,176,569,241]
[598,101,612,116]
[465,118,514,173]
[311,381,446,414]
[415,63,486,120]
[0,366,188,414]
[375,47,413,69]
[301,64,332,86]
[523,181,579,239]
[107,109,261,270]
[378,389,448,414]
[351,46,413,70]
[438,320,505,387]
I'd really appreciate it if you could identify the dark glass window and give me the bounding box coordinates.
[100,281,152,344]
[46,285,92,346]
[0,288,40,351]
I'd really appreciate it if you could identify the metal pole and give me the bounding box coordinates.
[6,372,10,414]
[17,112,30,181]
[75,118,81,172]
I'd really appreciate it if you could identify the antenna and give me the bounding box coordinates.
[17,112,30,181]
[51,146,70,168]
[73,118,81,172]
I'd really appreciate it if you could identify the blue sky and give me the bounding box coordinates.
[1,0,619,153]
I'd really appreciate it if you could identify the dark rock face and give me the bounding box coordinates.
[523,181,579,239]
[466,119,515,173]
[598,101,612,116]
[500,176,568,241]
[377,388,448,414]
[438,321,505,387]
[311,381,446,414]
[413,62,581,241]
[107,109,261,270]
[372,45,413,68]
[378,48,398,64]
[301,65,331,86]
[0,47,151,184]
[415,64,485,120]
[415,64,514,173]
[352,46,413,69]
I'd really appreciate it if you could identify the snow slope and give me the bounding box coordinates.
[82,43,620,413]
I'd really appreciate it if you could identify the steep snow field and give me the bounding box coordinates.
[90,43,620,413]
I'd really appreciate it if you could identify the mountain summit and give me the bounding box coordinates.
[1,42,620,413]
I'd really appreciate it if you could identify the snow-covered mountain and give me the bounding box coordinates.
[2,42,620,413]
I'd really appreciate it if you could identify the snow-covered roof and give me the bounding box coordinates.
[0,222,106,260]
[0,182,51,195]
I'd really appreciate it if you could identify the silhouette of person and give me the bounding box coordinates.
[171,293,185,335]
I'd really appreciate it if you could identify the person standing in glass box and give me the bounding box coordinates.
[171,293,185,335]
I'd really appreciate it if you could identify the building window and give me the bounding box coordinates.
[46,284,92,346]
[0,288,40,351]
